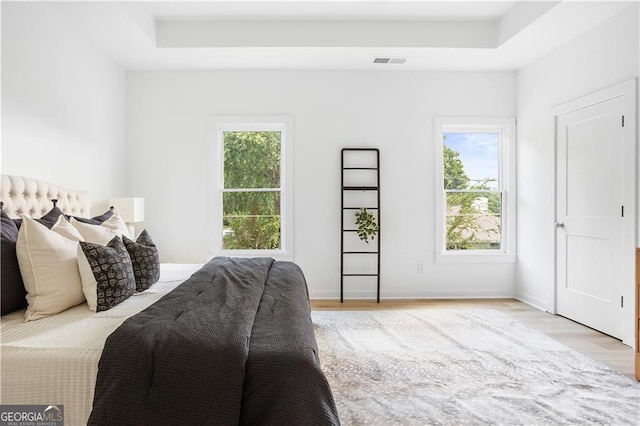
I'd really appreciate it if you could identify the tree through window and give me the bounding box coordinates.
[222,130,282,250]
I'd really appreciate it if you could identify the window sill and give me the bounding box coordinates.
[217,250,294,262]
[435,253,517,264]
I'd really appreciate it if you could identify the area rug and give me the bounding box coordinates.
[312,309,640,425]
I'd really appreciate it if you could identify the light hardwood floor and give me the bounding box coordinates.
[310,298,637,380]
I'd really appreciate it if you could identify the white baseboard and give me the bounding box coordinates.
[515,293,549,312]
[309,289,516,300]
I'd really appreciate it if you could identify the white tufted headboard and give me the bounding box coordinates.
[0,175,89,219]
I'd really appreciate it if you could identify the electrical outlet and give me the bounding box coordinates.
[417,261,424,273]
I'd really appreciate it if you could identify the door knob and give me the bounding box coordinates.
[554,222,565,229]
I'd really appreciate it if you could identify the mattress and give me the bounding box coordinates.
[0,263,203,426]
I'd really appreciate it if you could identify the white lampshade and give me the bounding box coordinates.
[109,197,145,223]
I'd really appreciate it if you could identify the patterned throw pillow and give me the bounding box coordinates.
[77,236,136,312]
[123,229,160,292]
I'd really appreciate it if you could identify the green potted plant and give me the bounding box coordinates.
[355,207,379,243]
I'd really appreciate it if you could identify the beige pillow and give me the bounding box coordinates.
[101,212,132,239]
[71,217,117,245]
[16,216,86,321]
[51,215,85,242]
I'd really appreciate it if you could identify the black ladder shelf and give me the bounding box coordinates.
[341,148,380,303]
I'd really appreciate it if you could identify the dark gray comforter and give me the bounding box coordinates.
[88,257,339,425]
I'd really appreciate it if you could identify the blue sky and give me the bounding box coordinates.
[444,132,499,189]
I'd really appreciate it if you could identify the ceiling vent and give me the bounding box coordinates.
[373,57,407,65]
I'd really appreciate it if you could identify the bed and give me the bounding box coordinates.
[0,175,339,425]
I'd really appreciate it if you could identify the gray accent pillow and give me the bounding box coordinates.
[1,209,26,315]
[71,208,114,225]
[10,205,67,229]
[36,206,66,229]
[123,229,160,292]
[78,236,136,312]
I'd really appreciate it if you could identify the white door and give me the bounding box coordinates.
[555,96,625,338]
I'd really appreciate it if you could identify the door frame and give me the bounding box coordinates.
[552,79,637,346]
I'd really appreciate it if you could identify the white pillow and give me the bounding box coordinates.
[71,217,117,245]
[16,216,86,321]
[51,215,85,242]
[77,245,98,311]
[101,212,132,240]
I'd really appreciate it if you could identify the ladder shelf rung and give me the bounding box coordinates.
[343,207,378,210]
[343,251,379,254]
[342,273,379,277]
[342,186,379,191]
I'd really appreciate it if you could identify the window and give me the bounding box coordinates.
[434,118,516,262]
[213,116,293,256]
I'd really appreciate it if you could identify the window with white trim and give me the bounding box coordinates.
[214,117,293,256]
[434,118,516,262]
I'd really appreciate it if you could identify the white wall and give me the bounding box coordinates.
[516,4,639,310]
[127,70,516,299]
[1,3,127,214]
[5,1,635,303]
